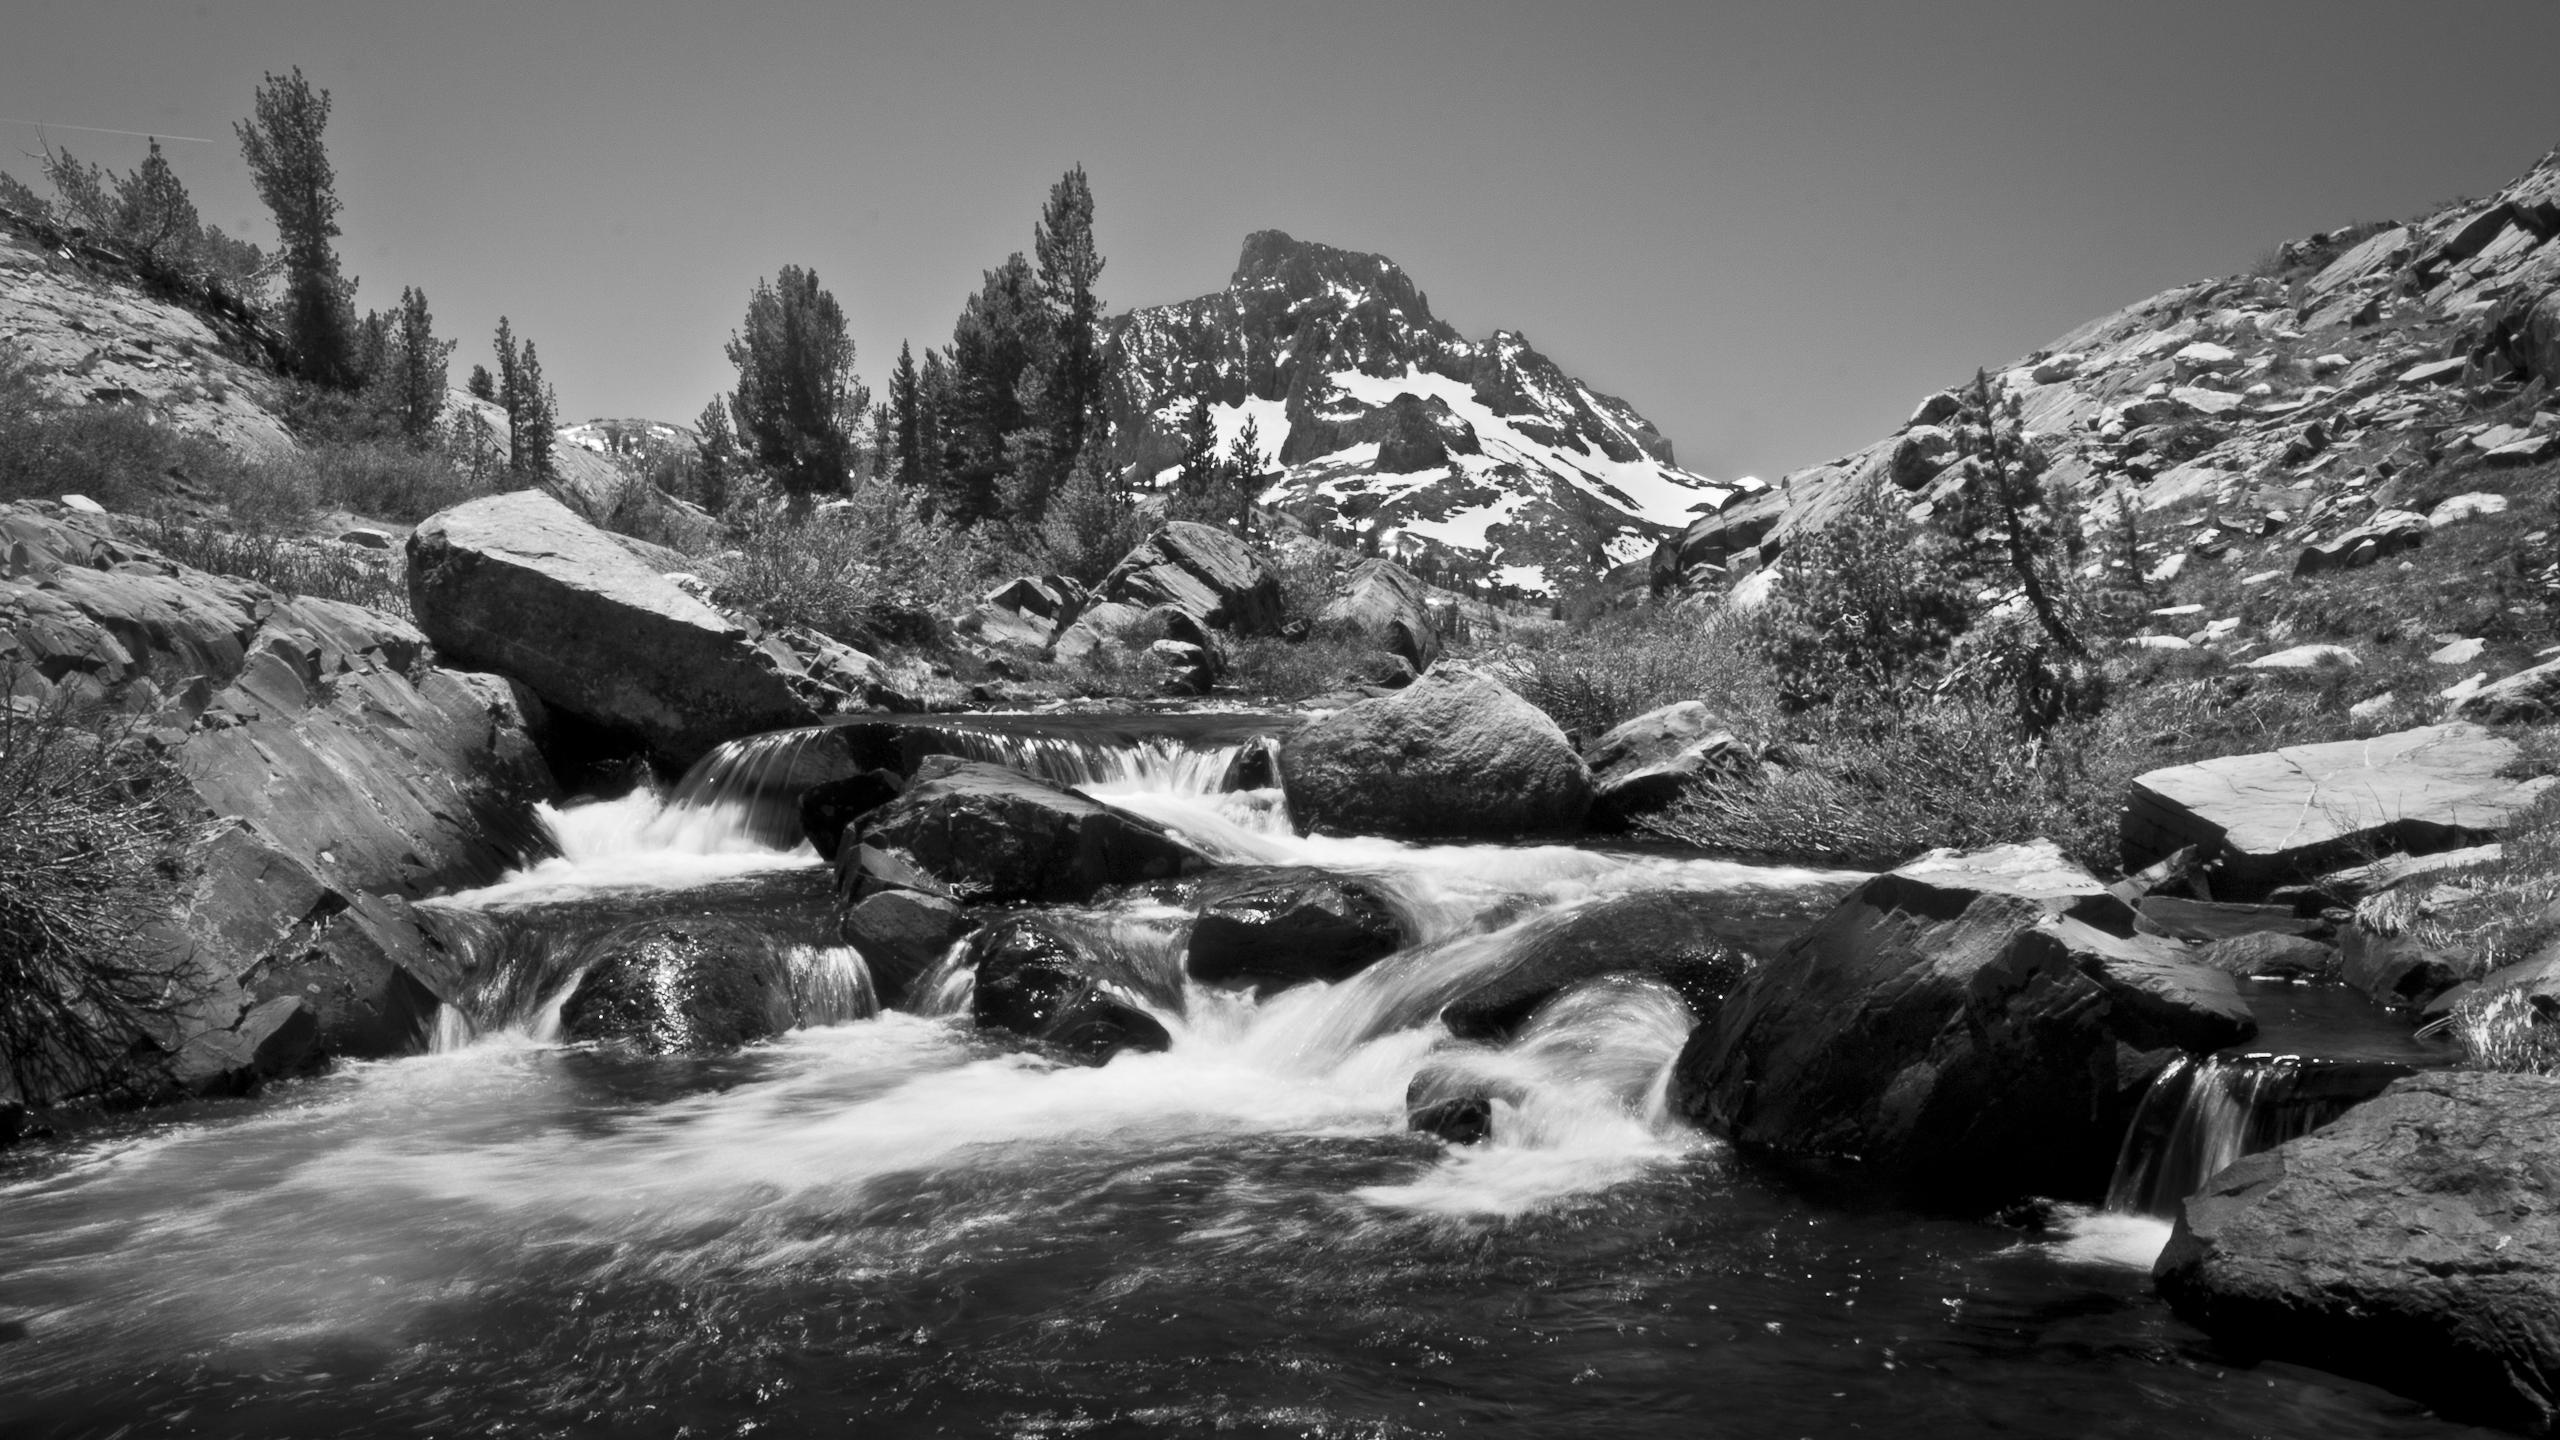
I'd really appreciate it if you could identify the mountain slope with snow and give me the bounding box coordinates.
[1109,230,1742,595]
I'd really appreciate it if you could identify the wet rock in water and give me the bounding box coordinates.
[407,490,820,766]
[1186,868,1407,989]
[1582,701,1758,831]
[1405,1063,1510,1145]
[800,768,905,861]
[1673,840,2256,1204]
[2134,895,2321,944]
[852,757,1211,904]
[2340,925,2467,1008]
[1316,557,1442,670]
[967,913,1172,1063]
[2194,931,2339,981]
[1441,890,1772,1040]
[2155,1071,2560,1434]
[2123,723,2552,894]
[840,889,974,1005]
[559,919,796,1054]
[169,996,319,1096]
[1279,663,1592,838]
[1219,735,1282,792]
[1098,520,1286,637]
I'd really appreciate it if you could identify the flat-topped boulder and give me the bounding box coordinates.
[851,756,1211,904]
[1583,700,1757,830]
[1673,840,2254,1203]
[1186,867,1408,989]
[407,490,819,766]
[2123,723,2553,892]
[2155,1071,2560,1434]
[1098,521,1285,636]
[1279,663,1592,838]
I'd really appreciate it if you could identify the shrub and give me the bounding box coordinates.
[1510,599,1776,739]
[141,516,408,616]
[710,483,1005,650]
[0,350,244,514]
[0,679,201,1105]
[2444,989,2560,1075]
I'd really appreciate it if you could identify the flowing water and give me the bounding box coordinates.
[0,720,2490,1438]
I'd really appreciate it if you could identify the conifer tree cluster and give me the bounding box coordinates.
[491,316,559,483]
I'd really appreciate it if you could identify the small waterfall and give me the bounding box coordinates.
[663,727,859,848]
[926,727,1248,797]
[2105,1054,2382,1217]
[786,944,879,1026]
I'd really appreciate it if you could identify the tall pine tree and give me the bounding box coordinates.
[945,254,1045,524]
[726,265,865,504]
[493,317,557,483]
[1030,164,1105,513]
[235,68,355,386]
[889,340,925,490]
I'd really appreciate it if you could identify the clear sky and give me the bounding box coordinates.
[5,1,2556,483]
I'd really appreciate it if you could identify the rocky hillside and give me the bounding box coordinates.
[1112,231,1742,594]
[1662,145,2560,600]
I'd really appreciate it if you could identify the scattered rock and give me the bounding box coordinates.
[852,756,1210,904]
[1099,521,1285,636]
[2294,510,2426,575]
[1582,700,1757,830]
[839,889,973,1005]
[2155,1071,2560,1434]
[1186,868,1407,990]
[2429,637,2485,665]
[2125,723,2553,892]
[2243,644,2362,670]
[1278,664,1592,838]
[2395,357,2467,386]
[1672,841,2253,1203]
[559,919,797,1054]
[2134,896,2321,944]
[2193,932,2338,981]
[1316,557,1442,670]
[338,527,395,550]
[2457,655,2560,724]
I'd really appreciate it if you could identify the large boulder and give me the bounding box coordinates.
[851,756,1211,904]
[967,912,1174,1062]
[1672,841,2256,1203]
[1186,867,1407,989]
[839,888,974,1005]
[1316,558,1442,670]
[1278,664,1592,838]
[558,918,796,1054]
[2123,723,2554,893]
[407,490,819,766]
[1650,492,1783,594]
[1441,890,1774,1040]
[1098,521,1285,636]
[2155,1071,2560,1435]
[1582,701,1758,831]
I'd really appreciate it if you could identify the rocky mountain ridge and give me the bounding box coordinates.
[1661,144,2560,602]
[1111,230,1741,595]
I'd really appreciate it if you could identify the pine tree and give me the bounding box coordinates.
[493,317,521,460]
[466,364,495,403]
[889,340,924,490]
[1032,165,1105,499]
[1934,369,2086,660]
[918,347,954,516]
[694,396,739,515]
[1173,398,1217,503]
[492,317,557,483]
[1219,415,1266,536]
[110,139,200,279]
[944,253,1047,523]
[388,285,450,444]
[726,265,864,503]
[236,68,354,386]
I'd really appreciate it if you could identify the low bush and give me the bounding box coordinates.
[0,678,202,1106]
[141,516,409,617]
[710,484,1007,650]
[1509,599,1776,740]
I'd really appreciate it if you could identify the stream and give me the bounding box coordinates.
[0,717,2488,1438]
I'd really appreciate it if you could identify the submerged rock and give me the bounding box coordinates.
[852,757,1211,904]
[967,913,1173,1063]
[559,919,796,1054]
[1278,664,1592,838]
[2155,1071,2560,1434]
[1673,841,2255,1204]
[1186,868,1407,989]
[407,489,819,766]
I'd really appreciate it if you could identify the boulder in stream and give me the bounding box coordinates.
[558,918,797,1054]
[1278,664,1592,838]
[852,757,1212,904]
[840,889,974,1005]
[967,913,1174,1062]
[407,490,820,766]
[1440,890,1775,1040]
[1673,840,2257,1203]
[1186,868,1408,990]
[2155,1070,2560,1435]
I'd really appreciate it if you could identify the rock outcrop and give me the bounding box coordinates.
[1673,841,2255,1203]
[851,756,1210,905]
[2155,1071,2560,1435]
[408,490,821,766]
[1278,664,1592,838]
[2123,723,2553,892]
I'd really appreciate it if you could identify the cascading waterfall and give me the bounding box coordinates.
[2104,1053,2372,1217]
